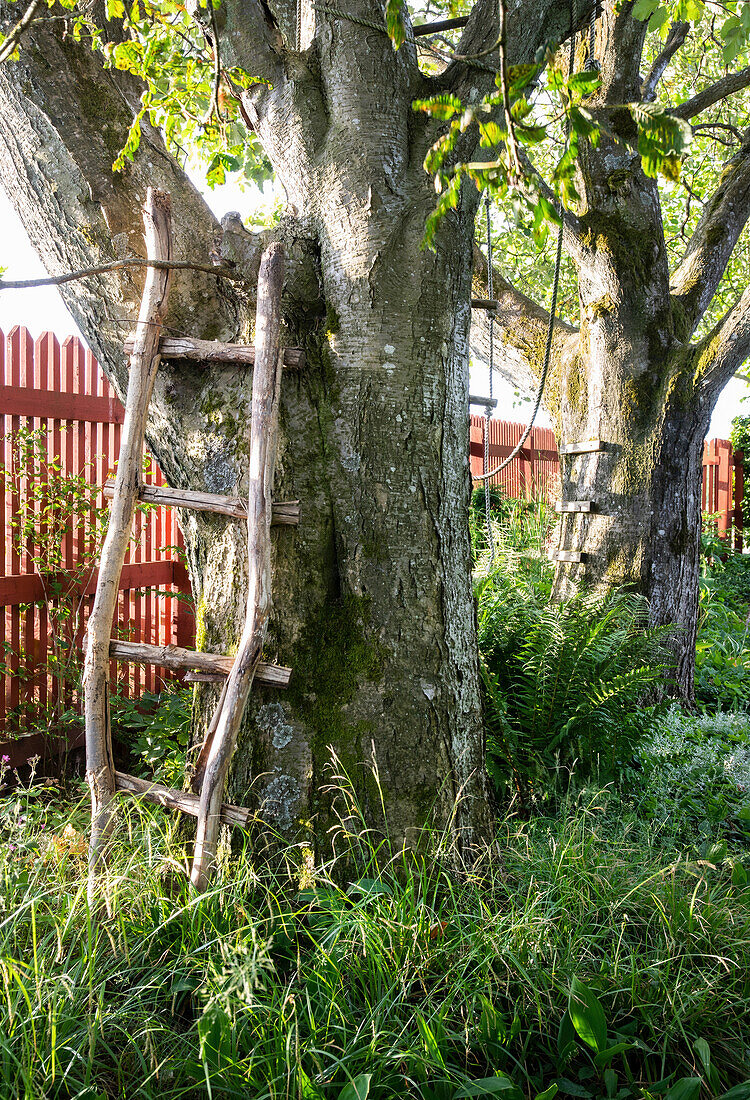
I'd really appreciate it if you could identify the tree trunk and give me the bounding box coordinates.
[553,345,710,699]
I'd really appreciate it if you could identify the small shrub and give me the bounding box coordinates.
[695,579,750,710]
[111,684,192,785]
[477,557,670,807]
[630,706,750,845]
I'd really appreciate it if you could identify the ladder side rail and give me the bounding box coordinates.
[82,188,173,901]
[191,242,285,892]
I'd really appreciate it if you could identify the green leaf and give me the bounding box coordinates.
[568,978,607,1053]
[594,1042,634,1068]
[106,0,126,18]
[348,877,392,897]
[339,1074,372,1100]
[299,1068,325,1099]
[732,861,748,885]
[453,1078,523,1099]
[694,1038,711,1078]
[534,1087,559,1100]
[555,1081,592,1098]
[557,1011,577,1060]
[385,0,407,49]
[604,1068,617,1099]
[664,1079,702,1100]
[631,0,660,19]
[717,1084,750,1100]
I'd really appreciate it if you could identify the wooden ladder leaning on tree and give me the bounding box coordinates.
[83,187,300,902]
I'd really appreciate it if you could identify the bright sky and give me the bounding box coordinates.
[0,185,747,439]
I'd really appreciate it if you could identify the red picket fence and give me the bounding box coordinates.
[0,326,194,763]
[469,416,559,501]
[470,415,744,548]
[702,437,745,549]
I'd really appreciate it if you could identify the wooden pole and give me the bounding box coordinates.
[82,189,173,904]
[191,243,285,892]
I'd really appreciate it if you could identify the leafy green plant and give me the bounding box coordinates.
[630,707,750,844]
[477,559,670,807]
[111,684,192,784]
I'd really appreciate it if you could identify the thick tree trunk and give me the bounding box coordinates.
[553,347,709,698]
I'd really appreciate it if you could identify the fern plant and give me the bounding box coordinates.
[477,553,672,809]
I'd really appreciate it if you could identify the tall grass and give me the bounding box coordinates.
[1,772,750,1099]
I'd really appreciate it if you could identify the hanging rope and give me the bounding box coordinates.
[475,0,585,486]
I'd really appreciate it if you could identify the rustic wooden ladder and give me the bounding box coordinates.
[83,188,298,898]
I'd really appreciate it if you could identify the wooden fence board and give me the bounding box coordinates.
[0,326,194,754]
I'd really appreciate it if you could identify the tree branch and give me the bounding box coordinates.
[693,285,750,400]
[0,258,248,291]
[672,66,750,120]
[670,127,750,334]
[0,0,42,63]
[470,245,577,402]
[641,20,689,102]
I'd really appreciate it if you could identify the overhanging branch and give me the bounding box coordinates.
[693,285,750,400]
[672,66,750,121]
[670,127,750,335]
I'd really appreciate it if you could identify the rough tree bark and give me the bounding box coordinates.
[0,0,590,850]
[471,5,750,700]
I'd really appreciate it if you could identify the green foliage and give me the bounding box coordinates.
[630,707,750,845]
[0,0,272,190]
[110,684,191,784]
[695,533,750,710]
[2,777,750,1097]
[476,548,670,806]
[631,0,750,63]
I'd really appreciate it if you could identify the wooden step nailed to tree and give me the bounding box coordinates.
[549,550,586,563]
[107,639,291,686]
[471,298,499,311]
[124,335,304,369]
[469,394,498,409]
[104,480,300,524]
[556,500,595,513]
[558,439,606,456]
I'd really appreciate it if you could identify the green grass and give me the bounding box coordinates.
[1,777,750,1100]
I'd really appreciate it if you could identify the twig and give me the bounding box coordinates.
[0,0,43,64]
[0,258,248,291]
[642,21,690,102]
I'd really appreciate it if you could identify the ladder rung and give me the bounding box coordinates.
[469,394,498,408]
[549,550,585,563]
[107,639,291,687]
[559,439,606,456]
[124,335,305,369]
[184,671,226,683]
[115,771,251,827]
[556,501,595,513]
[471,298,499,311]
[104,481,300,525]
